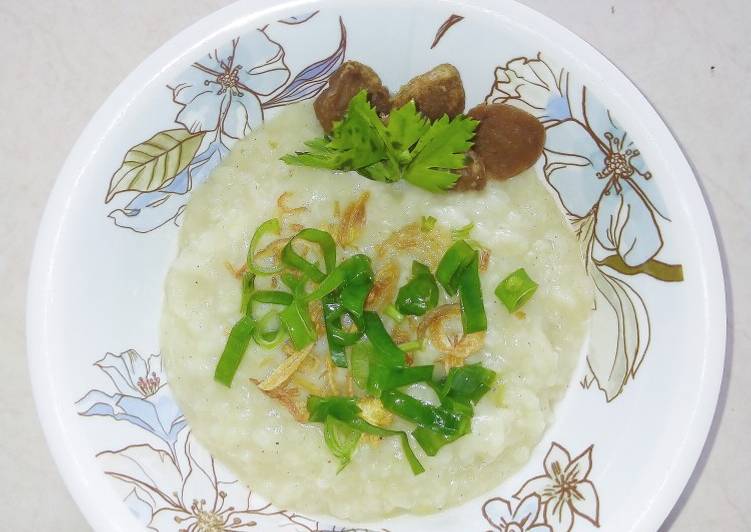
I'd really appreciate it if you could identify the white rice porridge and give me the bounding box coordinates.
[161,102,593,520]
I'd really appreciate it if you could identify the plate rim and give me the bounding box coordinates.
[26,0,727,530]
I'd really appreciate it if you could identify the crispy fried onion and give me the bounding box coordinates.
[309,300,326,337]
[365,260,401,311]
[358,396,392,446]
[251,380,308,422]
[418,304,486,368]
[335,191,370,248]
[277,192,308,217]
[257,344,313,391]
[358,397,393,427]
[376,222,450,269]
[254,237,289,261]
[323,355,340,396]
[480,248,491,272]
[224,261,247,279]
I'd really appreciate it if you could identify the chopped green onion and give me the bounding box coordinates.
[459,252,487,334]
[281,228,337,283]
[397,432,425,475]
[397,339,424,352]
[384,304,405,323]
[307,395,360,422]
[279,298,316,349]
[323,305,364,346]
[349,342,372,389]
[322,295,347,368]
[253,311,286,349]
[307,395,424,475]
[380,389,467,436]
[247,218,283,275]
[250,290,294,306]
[338,416,424,474]
[363,311,406,366]
[495,268,538,312]
[280,271,304,291]
[439,364,497,404]
[322,297,365,367]
[240,271,256,314]
[246,290,294,349]
[451,222,474,241]
[323,416,361,472]
[436,240,475,296]
[367,363,435,397]
[311,255,373,367]
[336,255,374,318]
[420,215,437,232]
[303,254,373,306]
[214,315,255,387]
[395,261,439,316]
[412,426,463,456]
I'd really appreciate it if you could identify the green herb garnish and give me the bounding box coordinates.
[384,304,405,323]
[214,315,255,387]
[450,222,474,241]
[307,395,424,474]
[282,91,478,192]
[278,297,316,350]
[395,261,439,316]
[363,311,406,366]
[248,218,283,275]
[281,228,337,283]
[439,364,497,404]
[248,290,294,349]
[436,239,475,296]
[380,389,469,436]
[459,252,487,334]
[215,212,524,473]
[420,215,437,232]
[323,416,362,472]
[495,268,538,312]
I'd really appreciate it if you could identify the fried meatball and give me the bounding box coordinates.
[391,64,465,120]
[314,61,391,133]
[452,151,487,191]
[466,103,545,181]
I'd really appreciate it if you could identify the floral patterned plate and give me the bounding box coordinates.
[27,1,725,531]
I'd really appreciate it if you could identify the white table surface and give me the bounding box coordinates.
[1,0,748,530]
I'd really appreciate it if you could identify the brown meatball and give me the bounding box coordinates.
[452,151,487,191]
[465,103,545,181]
[391,64,465,120]
[314,61,391,133]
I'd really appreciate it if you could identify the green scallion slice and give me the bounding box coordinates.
[367,363,435,398]
[458,252,487,334]
[253,311,286,349]
[307,395,425,475]
[380,389,466,436]
[397,339,424,352]
[495,268,538,312]
[247,218,283,275]
[412,426,463,456]
[395,261,439,316]
[323,415,362,472]
[435,240,475,296]
[420,215,437,232]
[363,311,406,366]
[214,315,255,387]
[279,298,316,350]
[384,304,405,323]
[240,271,256,314]
[281,228,337,283]
[450,221,474,241]
[439,363,497,404]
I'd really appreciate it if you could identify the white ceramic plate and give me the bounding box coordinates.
[27,1,725,531]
